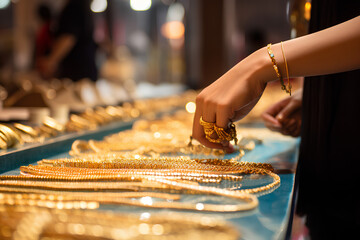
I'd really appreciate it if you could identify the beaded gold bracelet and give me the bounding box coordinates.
[267,43,291,96]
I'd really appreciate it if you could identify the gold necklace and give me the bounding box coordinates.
[38,156,274,173]
[0,188,257,213]
[0,179,168,191]
[0,205,240,240]
[29,156,280,196]
[20,165,243,183]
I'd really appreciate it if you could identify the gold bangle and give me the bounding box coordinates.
[267,43,290,96]
[280,41,292,95]
[13,123,39,138]
[42,116,65,133]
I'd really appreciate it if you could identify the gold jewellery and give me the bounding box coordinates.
[267,43,291,95]
[0,174,259,213]
[0,155,280,212]
[69,112,243,158]
[199,117,238,144]
[280,42,292,95]
[0,124,22,149]
[36,155,274,173]
[0,206,240,240]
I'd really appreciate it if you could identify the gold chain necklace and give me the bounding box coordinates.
[0,186,258,212]
[38,156,274,173]
[20,165,243,183]
[0,205,240,240]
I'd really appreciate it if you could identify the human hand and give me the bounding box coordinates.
[261,89,302,137]
[192,49,274,152]
[37,57,58,79]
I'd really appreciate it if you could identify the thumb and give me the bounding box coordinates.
[276,100,299,122]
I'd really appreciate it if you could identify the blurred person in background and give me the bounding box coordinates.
[34,4,53,72]
[38,0,98,81]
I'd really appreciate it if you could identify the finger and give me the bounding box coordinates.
[281,128,290,136]
[276,100,300,122]
[283,118,296,129]
[192,96,206,143]
[264,121,282,132]
[216,105,236,150]
[261,112,282,128]
[202,98,225,146]
[286,122,298,135]
[192,95,225,150]
[292,125,301,137]
[291,121,302,137]
[216,103,231,128]
[264,97,291,117]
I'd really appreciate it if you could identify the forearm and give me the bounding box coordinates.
[49,34,76,64]
[264,16,360,81]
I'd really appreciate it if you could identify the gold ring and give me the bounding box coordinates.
[199,117,215,136]
[199,117,238,144]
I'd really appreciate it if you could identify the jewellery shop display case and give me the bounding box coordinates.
[0,96,299,240]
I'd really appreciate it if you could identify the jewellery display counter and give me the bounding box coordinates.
[0,95,298,240]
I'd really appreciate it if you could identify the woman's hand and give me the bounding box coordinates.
[192,48,274,152]
[261,89,302,137]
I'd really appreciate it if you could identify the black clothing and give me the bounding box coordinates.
[56,0,97,81]
[297,0,360,238]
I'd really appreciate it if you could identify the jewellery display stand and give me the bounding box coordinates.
[0,120,299,240]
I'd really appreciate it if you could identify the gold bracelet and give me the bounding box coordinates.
[0,124,23,149]
[280,41,292,95]
[13,123,39,138]
[267,43,290,96]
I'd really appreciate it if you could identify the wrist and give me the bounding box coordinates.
[250,46,279,85]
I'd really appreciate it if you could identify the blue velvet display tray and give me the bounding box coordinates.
[0,121,299,240]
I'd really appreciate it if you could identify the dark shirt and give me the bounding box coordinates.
[56,0,98,81]
[297,0,360,238]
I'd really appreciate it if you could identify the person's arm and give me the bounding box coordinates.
[39,34,76,78]
[272,16,360,78]
[193,16,360,151]
[48,34,76,64]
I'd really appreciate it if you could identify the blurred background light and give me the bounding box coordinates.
[166,2,185,22]
[130,0,152,11]
[0,0,10,9]
[161,21,184,40]
[304,1,311,21]
[91,0,107,13]
[185,102,196,113]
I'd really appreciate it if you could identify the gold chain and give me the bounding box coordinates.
[0,206,240,240]
[37,155,274,172]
